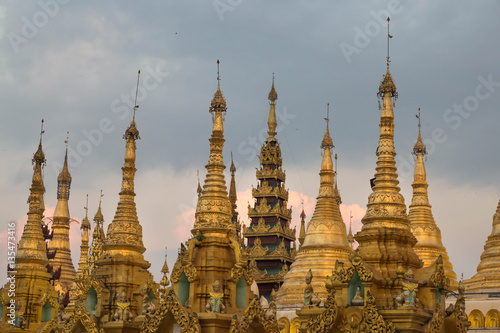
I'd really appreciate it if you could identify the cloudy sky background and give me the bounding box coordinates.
[1,1,499,284]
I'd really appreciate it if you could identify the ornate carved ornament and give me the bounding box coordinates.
[427,256,450,290]
[338,292,395,333]
[252,184,289,201]
[170,245,198,283]
[36,285,59,310]
[306,292,339,333]
[81,274,105,296]
[231,266,253,285]
[423,303,443,333]
[248,259,268,281]
[256,167,286,182]
[63,301,103,333]
[229,297,280,333]
[249,238,269,258]
[141,289,201,333]
[334,252,374,283]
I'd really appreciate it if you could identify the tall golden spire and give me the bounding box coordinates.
[89,191,105,273]
[103,70,147,256]
[465,198,500,291]
[194,60,232,229]
[408,109,458,290]
[50,131,76,292]
[355,21,422,306]
[16,119,49,272]
[76,195,91,281]
[229,152,238,223]
[276,107,351,307]
[302,105,348,249]
[54,131,71,218]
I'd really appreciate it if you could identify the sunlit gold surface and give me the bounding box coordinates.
[167,71,254,328]
[49,146,77,293]
[355,67,422,307]
[1,132,59,331]
[408,127,458,290]
[276,118,351,307]
[465,199,500,291]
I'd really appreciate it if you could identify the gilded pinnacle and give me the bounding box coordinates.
[267,75,278,141]
[194,67,232,229]
[378,67,398,98]
[268,73,278,102]
[413,109,427,155]
[210,60,227,113]
[321,105,334,149]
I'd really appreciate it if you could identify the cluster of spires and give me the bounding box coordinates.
[7,19,499,330]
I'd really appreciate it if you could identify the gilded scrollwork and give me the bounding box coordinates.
[229,297,280,333]
[250,238,269,257]
[63,301,103,333]
[423,303,443,333]
[248,259,268,280]
[141,289,201,333]
[306,292,338,333]
[354,292,395,333]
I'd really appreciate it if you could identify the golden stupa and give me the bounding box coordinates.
[1,121,59,332]
[408,115,458,291]
[48,137,77,294]
[299,27,469,331]
[142,63,277,333]
[64,72,158,333]
[465,199,500,291]
[276,110,352,308]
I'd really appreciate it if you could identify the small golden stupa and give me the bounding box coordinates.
[48,135,77,294]
[408,113,458,291]
[276,108,352,308]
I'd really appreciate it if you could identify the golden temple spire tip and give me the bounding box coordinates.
[321,103,334,149]
[413,108,427,155]
[387,17,393,69]
[133,70,140,122]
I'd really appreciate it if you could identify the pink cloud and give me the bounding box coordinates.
[173,208,195,244]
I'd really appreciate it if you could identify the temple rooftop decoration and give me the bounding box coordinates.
[244,74,296,301]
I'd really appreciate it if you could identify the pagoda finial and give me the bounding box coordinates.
[267,74,278,141]
[197,170,202,197]
[229,152,238,225]
[84,194,89,219]
[124,71,141,141]
[39,119,45,144]
[413,108,427,155]
[387,17,393,69]
[378,18,397,101]
[94,190,104,222]
[56,131,72,205]
[210,60,227,126]
[133,70,140,122]
[321,103,334,149]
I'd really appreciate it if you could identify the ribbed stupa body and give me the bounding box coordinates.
[48,148,77,293]
[276,120,351,307]
[465,199,500,291]
[408,132,458,290]
[1,134,58,331]
[355,68,422,307]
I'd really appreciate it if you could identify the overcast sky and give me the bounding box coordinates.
[1,1,499,285]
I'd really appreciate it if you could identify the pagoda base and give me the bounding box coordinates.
[295,306,325,333]
[197,312,234,333]
[380,307,432,333]
[103,319,142,333]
